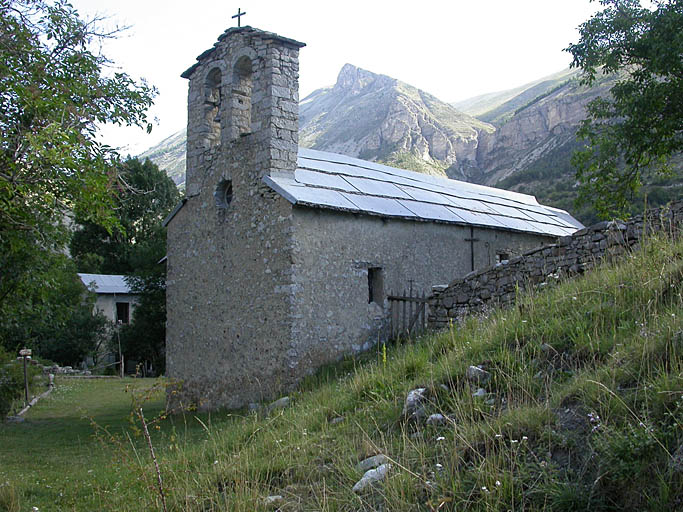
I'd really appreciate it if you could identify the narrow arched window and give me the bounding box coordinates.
[232,56,253,138]
[204,67,222,147]
[214,179,233,209]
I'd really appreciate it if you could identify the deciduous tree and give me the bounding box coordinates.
[0,1,157,361]
[0,0,156,305]
[567,0,683,217]
[70,157,179,274]
[70,157,179,375]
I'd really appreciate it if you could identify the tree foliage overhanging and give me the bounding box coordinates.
[566,0,683,218]
[0,0,155,245]
[0,0,157,362]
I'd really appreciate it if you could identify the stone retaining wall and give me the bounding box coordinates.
[428,200,683,329]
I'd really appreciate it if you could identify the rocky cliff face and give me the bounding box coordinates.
[139,65,680,226]
[299,64,494,177]
[471,78,610,185]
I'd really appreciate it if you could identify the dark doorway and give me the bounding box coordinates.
[116,302,130,324]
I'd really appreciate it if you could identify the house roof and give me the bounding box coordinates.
[78,274,133,295]
[264,148,583,237]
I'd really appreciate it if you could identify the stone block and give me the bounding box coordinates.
[456,292,470,304]
[271,85,291,98]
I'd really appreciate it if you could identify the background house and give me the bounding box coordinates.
[78,273,138,325]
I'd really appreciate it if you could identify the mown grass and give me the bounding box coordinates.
[1,235,682,511]
[0,378,167,510]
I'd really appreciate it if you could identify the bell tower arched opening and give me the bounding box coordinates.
[204,67,222,148]
[231,56,253,138]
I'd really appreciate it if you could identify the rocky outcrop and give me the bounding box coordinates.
[139,129,187,187]
[299,64,494,177]
[139,65,615,194]
[470,77,613,185]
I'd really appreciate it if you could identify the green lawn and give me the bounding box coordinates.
[0,378,168,511]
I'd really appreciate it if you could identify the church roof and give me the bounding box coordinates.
[181,26,306,79]
[264,148,583,237]
[78,274,133,295]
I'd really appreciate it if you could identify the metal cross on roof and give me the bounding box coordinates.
[232,8,246,27]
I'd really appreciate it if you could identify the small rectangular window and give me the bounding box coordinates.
[368,267,384,305]
[496,252,510,264]
[116,302,130,324]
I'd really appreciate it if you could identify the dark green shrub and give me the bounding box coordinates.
[0,347,27,418]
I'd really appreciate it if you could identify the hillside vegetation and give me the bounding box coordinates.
[2,234,681,511]
[451,69,580,121]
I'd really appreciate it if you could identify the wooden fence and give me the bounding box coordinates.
[388,289,428,340]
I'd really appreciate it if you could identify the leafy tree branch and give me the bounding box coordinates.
[566,0,682,217]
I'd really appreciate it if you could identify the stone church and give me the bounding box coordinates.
[164,26,583,410]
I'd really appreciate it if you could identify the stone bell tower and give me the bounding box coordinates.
[165,27,306,411]
[182,26,305,197]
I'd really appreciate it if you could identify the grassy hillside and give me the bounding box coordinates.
[2,236,682,511]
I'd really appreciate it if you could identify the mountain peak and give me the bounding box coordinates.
[333,63,394,95]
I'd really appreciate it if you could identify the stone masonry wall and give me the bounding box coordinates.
[289,208,552,369]
[166,28,306,411]
[428,200,683,328]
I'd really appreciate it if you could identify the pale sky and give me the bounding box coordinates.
[68,0,600,155]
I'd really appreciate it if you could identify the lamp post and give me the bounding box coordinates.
[117,320,124,378]
[19,348,31,405]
